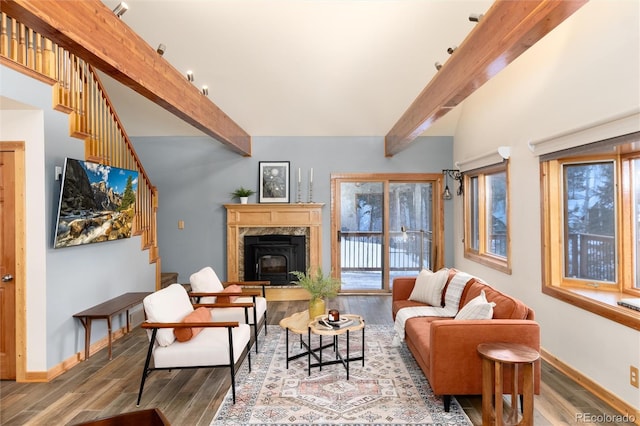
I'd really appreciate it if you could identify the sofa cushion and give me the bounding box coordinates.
[216,284,243,303]
[455,290,496,320]
[462,281,529,319]
[190,266,224,303]
[143,284,195,347]
[409,268,448,307]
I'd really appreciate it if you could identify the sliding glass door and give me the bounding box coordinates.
[331,173,443,292]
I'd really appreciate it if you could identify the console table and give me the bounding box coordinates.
[73,292,151,360]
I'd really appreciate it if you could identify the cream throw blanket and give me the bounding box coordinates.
[392,306,453,346]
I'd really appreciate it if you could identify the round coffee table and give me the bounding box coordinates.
[279,311,365,379]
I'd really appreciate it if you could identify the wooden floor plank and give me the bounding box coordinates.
[0,295,630,425]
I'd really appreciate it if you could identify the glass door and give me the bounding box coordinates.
[337,181,385,291]
[332,174,442,292]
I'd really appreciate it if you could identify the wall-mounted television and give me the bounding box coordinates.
[53,158,138,248]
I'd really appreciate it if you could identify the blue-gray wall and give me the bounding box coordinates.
[1,66,156,370]
[132,135,454,282]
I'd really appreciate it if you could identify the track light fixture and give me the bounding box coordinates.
[112,2,128,18]
[447,46,457,55]
[186,70,194,82]
[469,13,483,22]
[442,169,464,198]
[434,61,442,71]
[156,44,166,56]
[201,85,209,96]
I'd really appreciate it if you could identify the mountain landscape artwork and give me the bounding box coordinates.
[54,158,138,248]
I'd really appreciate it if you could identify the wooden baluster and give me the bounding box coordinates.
[17,23,26,64]
[9,17,17,61]
[35,33,42,73]
[27,27,35,69]
[1,14,8,57]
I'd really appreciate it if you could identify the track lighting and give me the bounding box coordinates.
[186,70,194,82]
[201,85,208,96]
[112,2,128,18]
[469,13,483,22]
[447,46,457,55]
[434,62,442,71]
[156,44,166,56]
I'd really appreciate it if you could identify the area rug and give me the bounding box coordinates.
[211,324,471,425]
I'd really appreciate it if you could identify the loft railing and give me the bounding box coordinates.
[1,12,160,268]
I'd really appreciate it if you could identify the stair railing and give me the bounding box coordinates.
[1,12,160,273]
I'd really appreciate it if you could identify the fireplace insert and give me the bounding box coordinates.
[244,235,306,284]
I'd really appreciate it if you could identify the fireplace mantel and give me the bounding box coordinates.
[224,203,324,300]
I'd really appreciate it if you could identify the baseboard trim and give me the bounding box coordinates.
[20,325,129,382]
[541,348,640,425]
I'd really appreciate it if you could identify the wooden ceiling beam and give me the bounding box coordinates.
[385,0,587,157]
[2,0,252,156]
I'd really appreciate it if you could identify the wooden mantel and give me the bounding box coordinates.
[224,203,324,300]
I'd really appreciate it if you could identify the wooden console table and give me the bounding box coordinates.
[73,292,151,360]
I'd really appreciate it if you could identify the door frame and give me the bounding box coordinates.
[330,172,445,292]
[1,142,26,381]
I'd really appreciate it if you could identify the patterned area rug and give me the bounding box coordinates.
[211,324,471,425]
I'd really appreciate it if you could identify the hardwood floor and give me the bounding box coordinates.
[0,296,631,425]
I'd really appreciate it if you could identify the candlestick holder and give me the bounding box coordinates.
[308,180,314,203]
[297,180,303,203]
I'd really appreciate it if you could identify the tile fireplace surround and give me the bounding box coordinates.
[224,203,324,301]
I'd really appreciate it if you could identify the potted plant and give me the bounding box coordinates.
[291,268,341,319]
[231,186,256,204]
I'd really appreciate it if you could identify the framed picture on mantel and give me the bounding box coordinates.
[259,161,290,203]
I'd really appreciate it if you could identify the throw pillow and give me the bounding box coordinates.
[455,290,496,320]
[143,284,194,347]
[408,268,449,306]
[217,284,243,303]
[174,306,211,342]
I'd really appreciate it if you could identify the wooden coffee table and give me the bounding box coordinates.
[279,311,365,379]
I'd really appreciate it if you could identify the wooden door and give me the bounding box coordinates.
[0,150,16,379]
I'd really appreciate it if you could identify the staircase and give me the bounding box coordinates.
[1,12,162,286]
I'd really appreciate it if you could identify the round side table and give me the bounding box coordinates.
[477,342,540,426]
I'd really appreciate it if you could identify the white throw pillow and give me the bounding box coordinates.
[455,290,496,320]
[408,268,449,307]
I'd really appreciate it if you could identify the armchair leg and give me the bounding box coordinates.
[227,327,237,404]
[137,329,157,407]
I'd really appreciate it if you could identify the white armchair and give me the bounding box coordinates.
[189,266,268,352]
[136,284,252,406]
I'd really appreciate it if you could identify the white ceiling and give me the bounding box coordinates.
[100,0,494,139]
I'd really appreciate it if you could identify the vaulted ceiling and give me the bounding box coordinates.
[3,0,586,156]
[98,0,494,139]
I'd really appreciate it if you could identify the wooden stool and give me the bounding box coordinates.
[477,342,540,426]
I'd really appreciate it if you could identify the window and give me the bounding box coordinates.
[463,163,511,273]
[542,145,640,329]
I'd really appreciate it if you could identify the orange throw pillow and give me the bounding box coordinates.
[217,284,243,303]
[174,307,210,342]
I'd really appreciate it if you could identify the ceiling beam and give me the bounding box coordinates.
[384,0,587,157]
[2,0,252,156]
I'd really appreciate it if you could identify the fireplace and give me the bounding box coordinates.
[244,235,306,284]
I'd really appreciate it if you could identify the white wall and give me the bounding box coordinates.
[0,110,47,372]
[453,0,640,410]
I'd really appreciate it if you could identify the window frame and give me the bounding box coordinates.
[463,162,512,274]
[541,151,640,331]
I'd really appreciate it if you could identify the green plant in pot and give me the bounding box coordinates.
[291,268,341,320]
[231,186,256,204]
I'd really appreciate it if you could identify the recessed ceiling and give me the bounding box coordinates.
[100,0,493,138]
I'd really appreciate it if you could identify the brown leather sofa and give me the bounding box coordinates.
[392,271,541,411]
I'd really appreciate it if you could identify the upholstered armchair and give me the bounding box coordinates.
[189,266,269,352]
[136,284,252,406]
